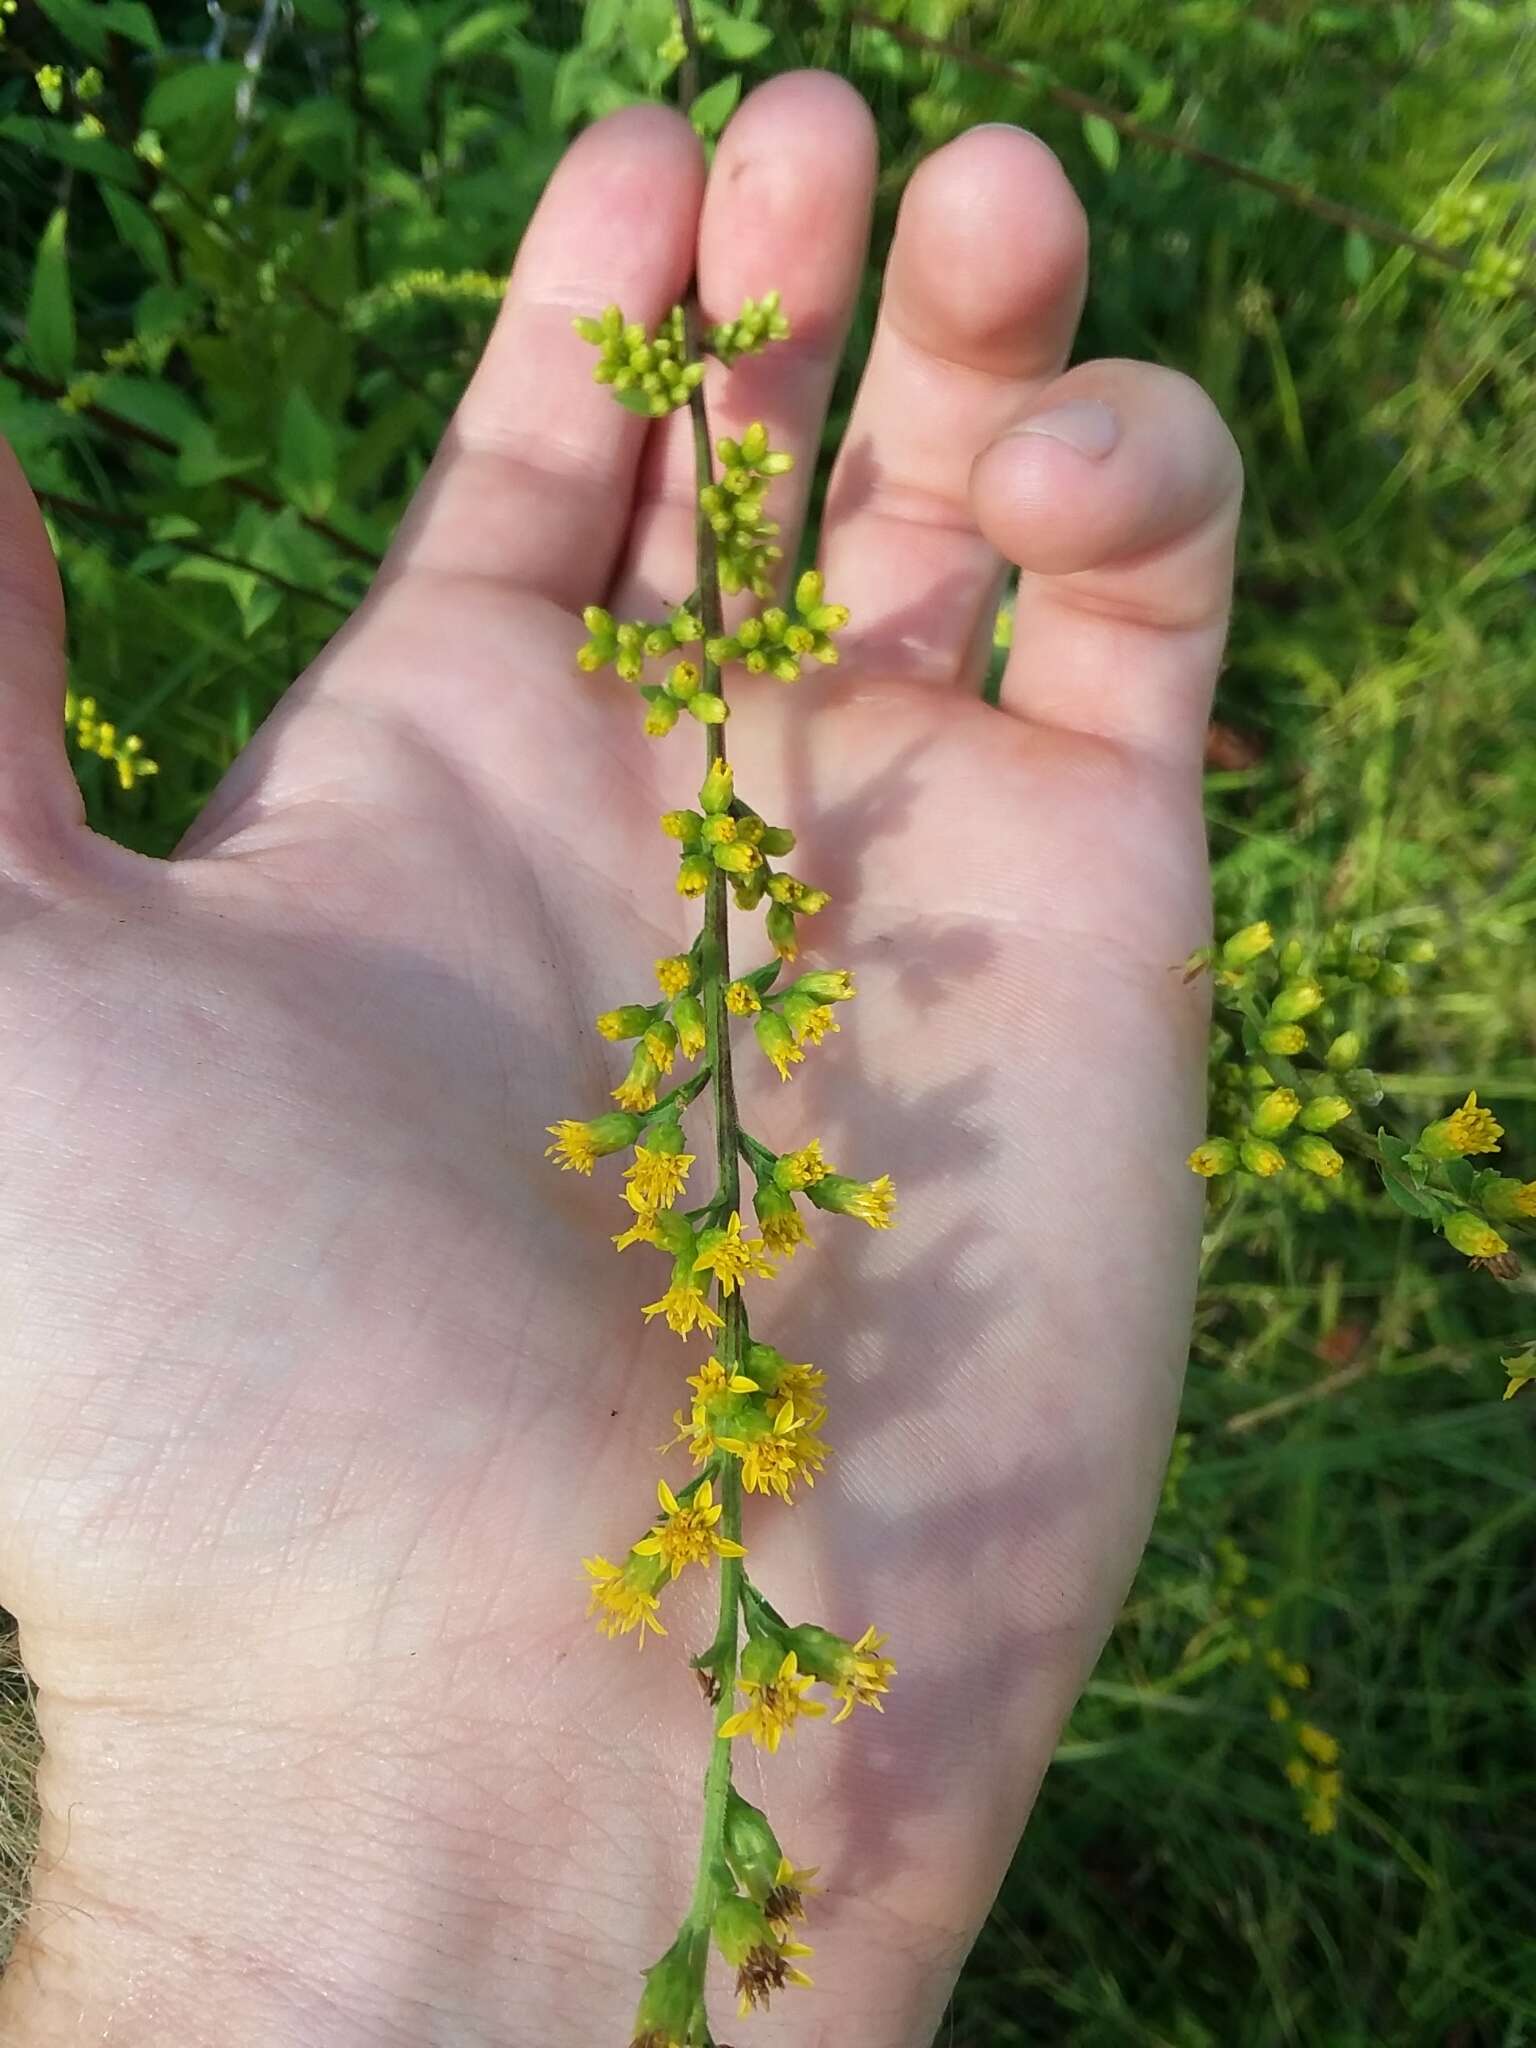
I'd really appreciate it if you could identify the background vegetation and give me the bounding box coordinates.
[2,0,1534,2038]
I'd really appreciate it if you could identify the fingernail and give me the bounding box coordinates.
[1014,399,1120,459]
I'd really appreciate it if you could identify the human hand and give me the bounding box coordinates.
[0,72,1239,2047]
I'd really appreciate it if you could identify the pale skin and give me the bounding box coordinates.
[0,75,1240,2048]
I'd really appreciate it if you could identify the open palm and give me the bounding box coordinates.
[0,76,1239,2048]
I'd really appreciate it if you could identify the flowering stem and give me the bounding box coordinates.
[675,268,749,1995]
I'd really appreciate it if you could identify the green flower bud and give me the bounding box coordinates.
[766,902,798,960]
[1220,920,1274,968]
[1443,1210,1509,1260]
[1239,1136,1287,1177]
[1270,980,1325,1023]
[759,823,796,856]
[1251,1088,1301,1137]
[659,809,703,846]
[684,692,728,724]
[1299,1096,1352,1132]
[1375,962,1410,997]
[1325,1030,1363,1072]
[595,1004,656,1042]
[700,759,734,815]
[641,688,679,737]
[724,1790,784,1906]
[1292,1134,1343,1178]
[672,993,706,1059]
[676,853,713,897]
[713,840,762,874]
[789,969,855,1004]
[664,659,701,702]
[1260,1024,1307,1056]
[630,1935,700,2048]
[1483,1176,1536,1221]
[1188,1138,1239,1177]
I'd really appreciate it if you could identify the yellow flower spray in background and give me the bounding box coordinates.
[545,13,894,2038]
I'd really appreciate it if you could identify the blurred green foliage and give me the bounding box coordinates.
[2,0,1534,2039]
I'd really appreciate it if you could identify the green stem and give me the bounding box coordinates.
[673,242,748,1996]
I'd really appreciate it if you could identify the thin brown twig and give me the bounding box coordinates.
[0,360,382,567]
[35,490,351,614]
[849,11,1532,299]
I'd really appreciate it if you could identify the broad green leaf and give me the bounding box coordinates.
[34,0,107,57]
[0,115,136,183]
[144,63,247,130]
[101,187,172,284]
[711,14,773,60]
[690,72,742,137]
[1379,1174,1439,1221]
[443,5,530,62]
[277,388,339,519]
[101,1,161,49]
[1083,113,1121,173]
[177,421,260,486]
[26,210,75,383]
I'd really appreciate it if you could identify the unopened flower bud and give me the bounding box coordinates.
[1188,1138,1239,1177]
[685,692,728,724]
[1251,1088,1301,1137]
[700,759,734,814]
[766,903,798,960]
[677,853,713,897]
[1261,1025,1307,1056]
[595,1004,656,1042]
[1239,1136,1287,1177]
[1292,1135,1343,1178]
[1270,980,1325,1023]
[789,969,855,1004]
[1299,1095,1352,1132]
[660,809,703,846]
[713,839,761,873]
[1325,1030,1363,1071]
[1443,1210,1509,1260]
[673,993,706,1059]
[1483,1177,1536,1222]
[1220,921,1274,967]
[641,688,679,737]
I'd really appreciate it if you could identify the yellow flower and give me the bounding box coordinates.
[1268,1694,1291,1723]
[686,1355,761,1404]
[725,979,761,1015]
[828,1626,896,1723]
[773,1360,826,1407]
[612,1212,662,1252]
[783,998,838,1046]
[612,1046,662,1114]
[1283,1757,1310,1790]
[1419,1090,1504,1160]
[655,954,695,998]
[759,1205,813,1257]
[631,1478,747,1578]
[754,1010,803,1081]
[711,1892,814,2019]
[774,1140,831,1191]
[764,1857,821,1930]
[1297,1723,1340,1766]
[806,1172,896,1229]
[625,1144,694,1212]
[717,1398,829,1502]
[544,1112,642,1174]
[718,1650,827,1753]
[1443,1210,1509,1260]
[583,1552,667,1643]
[642,1269,725,1340]
[693,1212,775,1295]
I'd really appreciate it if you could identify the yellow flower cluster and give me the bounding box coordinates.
[1270,1654,1345,1836]
[572,302,705,416]
[64,689,159,793]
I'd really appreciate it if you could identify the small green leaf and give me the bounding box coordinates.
[277,388,338,518]
[101,1,162,49]
[689,72,742,137]
[176,421,260,486]
[1379,1173,1438,1220]
[101,187,172,284]
[144,63,247,130]
[613,386,662,416]
[1083,113,1120,173]
[27,210,75,383]
[711,15,773,59]
[1344,229,1373,286]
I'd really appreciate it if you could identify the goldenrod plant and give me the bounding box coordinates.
[541,54,893,2048]
[1188,920,1534,1381]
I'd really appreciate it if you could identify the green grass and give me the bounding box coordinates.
[2,2,1534,2039]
